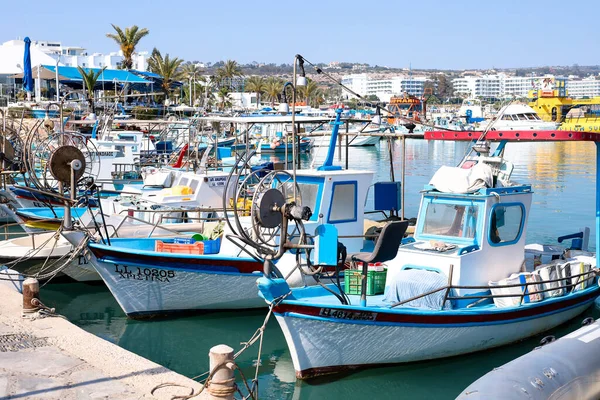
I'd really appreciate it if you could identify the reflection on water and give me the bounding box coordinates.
[43,139,599,399]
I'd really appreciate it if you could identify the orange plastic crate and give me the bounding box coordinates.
[155,240,205,255]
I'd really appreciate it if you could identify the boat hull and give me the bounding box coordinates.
[272,289,599,379]
[84,243,266,317]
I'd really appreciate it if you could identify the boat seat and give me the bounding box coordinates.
[347,220,409,306]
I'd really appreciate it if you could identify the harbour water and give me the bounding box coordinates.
[43,139,599,399]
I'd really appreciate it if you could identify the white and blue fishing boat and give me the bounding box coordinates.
[255,129,600,379]
[74,109,399,317]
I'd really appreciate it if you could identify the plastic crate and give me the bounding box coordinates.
[202,237,221,254]
[344,268,387,296]
[156,240,205,254]
[155,237,221,255]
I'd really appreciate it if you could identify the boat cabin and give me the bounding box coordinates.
[218,168,376,257]
[387,182,532,302]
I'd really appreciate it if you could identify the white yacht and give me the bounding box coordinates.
[481,104,559,131]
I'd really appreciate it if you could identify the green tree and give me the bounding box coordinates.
[216,87,232,111]
[298,79,325,107]
[147,49,184,100]
[264,77,283,107]
[432,74,453,100]
[245,76,266,108]
[106,24,149,70]
[181,63,204,105]
[77,66,106,113]
[216,60,244,90]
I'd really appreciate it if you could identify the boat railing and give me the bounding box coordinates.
[388,264,598,310]
[114,207,228,237]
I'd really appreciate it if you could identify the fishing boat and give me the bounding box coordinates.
[255,129,600,379]
[72,109,401,317]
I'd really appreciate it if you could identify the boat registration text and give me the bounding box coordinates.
[113,264,175,282]
[319,308,377,321]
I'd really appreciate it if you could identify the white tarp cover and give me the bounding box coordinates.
[428,162,493,193]
[383,269,453,310]
[0,42,59,75]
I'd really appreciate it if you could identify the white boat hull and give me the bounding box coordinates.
[274,300,594,378]
[90,256,265,316]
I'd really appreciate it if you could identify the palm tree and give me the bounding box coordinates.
[299,79,322,107]
[77,66,106,113]
[216,87,232,111]
[264,77,283,107]
[216,60,243,90]
[181,63,204,105]
[106,24,149,70]
[245,76,266,108]
[147,49,184,100]
[181,63,203,80]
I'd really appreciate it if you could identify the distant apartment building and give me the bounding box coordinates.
[452,73,600,99]
[452,75,504,99]
[341,73,429,102]
[566,76,600,98]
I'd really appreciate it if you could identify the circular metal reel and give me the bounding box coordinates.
[48,145,86,184]
[256,188,284,228]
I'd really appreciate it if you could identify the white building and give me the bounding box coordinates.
[341,73,429,102]
[452,75,504,99]
[566,76,600,98]
[3,39,149,71]
[453,74,548,99]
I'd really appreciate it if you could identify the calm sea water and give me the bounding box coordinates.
[43,139,600,399]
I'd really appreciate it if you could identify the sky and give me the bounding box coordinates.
[3,0,600,70]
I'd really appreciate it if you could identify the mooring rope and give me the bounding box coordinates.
[151,292,290,400]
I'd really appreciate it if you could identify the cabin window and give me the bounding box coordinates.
[328,181,357,223]
[422,203,479,239]
[297,183,320,215]
[180,178,189,187]
[488,203,525,246]
[189,179,199,193]
[551,107,558,121]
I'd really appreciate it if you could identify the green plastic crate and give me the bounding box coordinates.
[344,269,387,296]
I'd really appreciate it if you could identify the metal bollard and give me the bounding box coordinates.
[22,278,40,314]
[207,344,235,400]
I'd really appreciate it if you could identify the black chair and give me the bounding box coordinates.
[349,220,410,306]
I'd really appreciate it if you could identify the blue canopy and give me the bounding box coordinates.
[42,65,150,84]
[131,70,162,79]
[131,69,183,88]
[23,37,33,92]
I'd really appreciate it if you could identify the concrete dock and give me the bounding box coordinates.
[0,279,203,399]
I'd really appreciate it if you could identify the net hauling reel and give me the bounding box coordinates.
[223,152,342,279]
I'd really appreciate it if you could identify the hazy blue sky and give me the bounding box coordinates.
[3,0,599,70]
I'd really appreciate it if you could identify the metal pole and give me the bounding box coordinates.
[345,121,349,169]
[338,128,342,161]
[55,59,60,102]
[292,57,297,199]
[596,142,600,272]
[401,135,406,220]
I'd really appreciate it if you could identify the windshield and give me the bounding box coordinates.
[421,202,479,239]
